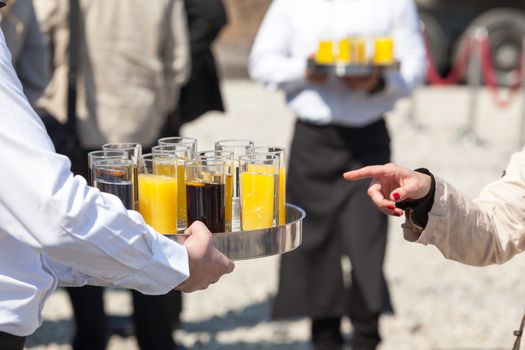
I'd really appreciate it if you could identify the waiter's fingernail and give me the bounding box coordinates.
[393,193,400,201]
[387,205,395,210]
[394,212,402,217]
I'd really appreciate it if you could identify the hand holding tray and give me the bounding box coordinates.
[166,203,305,261]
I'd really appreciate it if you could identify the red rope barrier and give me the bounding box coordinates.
[480,36,523,109]
[424,29,472,85]
[424,26,524,109]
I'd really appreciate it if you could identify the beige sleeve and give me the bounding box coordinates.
[404,150,525,266]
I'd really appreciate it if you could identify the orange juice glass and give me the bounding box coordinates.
[138,154,178,234]
[253,147,286,226]
[152,145,194,232]
[239,154,279,231]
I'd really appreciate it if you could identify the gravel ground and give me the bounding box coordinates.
[26,81,525,350]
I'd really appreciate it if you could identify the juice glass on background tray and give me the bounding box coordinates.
[373,37,395,65]
[92,159,135,210]
[315,40,335,64]
[239,154,279,231]
[138,153,178,234]
[185,160,226,233]
[349,37,367,64]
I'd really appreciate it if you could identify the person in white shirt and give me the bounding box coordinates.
[0,29,234,350]
[249,0,425,349]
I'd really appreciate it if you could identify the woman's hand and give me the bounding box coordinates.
[343,163,432,216]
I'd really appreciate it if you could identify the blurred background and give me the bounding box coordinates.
[6,0,525,349]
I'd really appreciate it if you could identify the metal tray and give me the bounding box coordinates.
[166,203,305,261]
[307,59,400,77]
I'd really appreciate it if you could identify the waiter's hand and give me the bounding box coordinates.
[343,163,432,217]
[176,221,234,293]
[306,67,327,84]
[341,73,381,93]
[306,54,327,84]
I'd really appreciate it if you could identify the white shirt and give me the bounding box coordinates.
[249,0,426,126]
[0,32,189,337]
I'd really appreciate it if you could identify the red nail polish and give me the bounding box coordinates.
[387,205,395,210]
[393,193,400,201]
[394,212,402,217]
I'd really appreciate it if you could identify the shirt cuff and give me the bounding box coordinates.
[125,211,190,294]
[398,168,436,241]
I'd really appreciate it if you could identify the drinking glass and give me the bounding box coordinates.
[373,37,394,65]
[185,160,226,233]
[253,146,287,226]
[337,39,351,63]
[198,150,234,232]
[239,154,279,231]
[87,150,128,186]
[152,145,194,232]
[138,153,178,234]
[214,139,254,198]
[102,142,142,164]
[315,40,335,64]
[352,38,367,64]
[215,140,255,231]
[102,143,142,208]
[92,159,135,210]
[157,137,198,154]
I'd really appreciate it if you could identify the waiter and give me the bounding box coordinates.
[0,28,234,350]
[249,0,425,349]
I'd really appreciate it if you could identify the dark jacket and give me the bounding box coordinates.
[179,0,227,124]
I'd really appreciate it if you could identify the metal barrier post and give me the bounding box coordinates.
[459,27,486,146]
[403,89,424,132]
[520,38,525,147]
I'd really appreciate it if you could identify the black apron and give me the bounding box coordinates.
[273,118,393,320]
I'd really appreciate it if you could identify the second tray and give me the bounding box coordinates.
[308,59,400,77]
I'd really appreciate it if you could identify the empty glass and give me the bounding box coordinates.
[215,140,255,231]
[158,137,198,155]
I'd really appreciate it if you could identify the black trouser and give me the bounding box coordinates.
[273,119,391,350]
[312,271,381,350]
[0,331,26,350]
[312,272,381,350]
